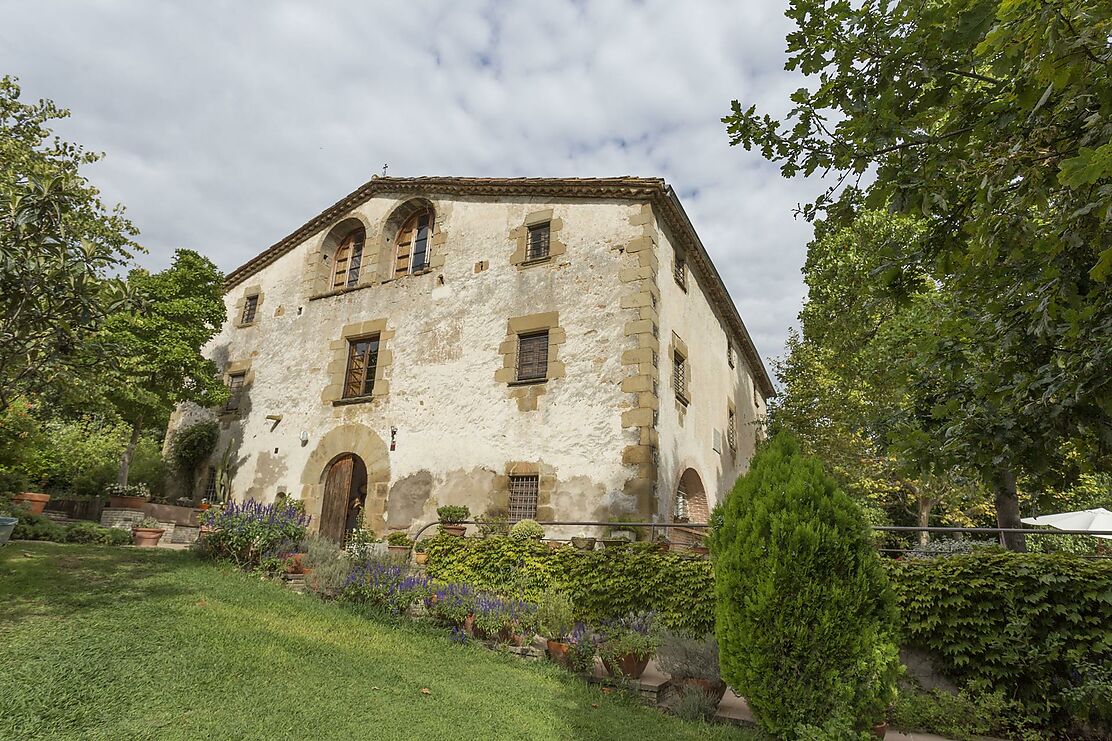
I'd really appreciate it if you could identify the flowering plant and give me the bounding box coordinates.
[565,622,599,673]
[105,482,151,500]
[340,559,430,615]
[425,582,476,628]
[599,612,659,662]
[197,498,310,569]
[472,593,537,639]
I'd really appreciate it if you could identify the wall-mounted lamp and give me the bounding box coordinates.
[299,431,309,447]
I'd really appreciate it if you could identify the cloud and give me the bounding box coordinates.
[0,0,819,375]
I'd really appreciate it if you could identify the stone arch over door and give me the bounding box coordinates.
[319,453,368,543]
[299,424,390,536]
[672,467,708,546]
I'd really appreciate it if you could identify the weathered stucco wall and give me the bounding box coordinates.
[652,217,767,519]
[177,193,652,537]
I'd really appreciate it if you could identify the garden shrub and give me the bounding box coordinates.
[11,510,66,542]
[197,498,309,569]
[891,550,1112,725]
[62,520,129,545]
[891,681,1035,741]
[508,519,544,540]
[424,536,714,635]
[655,629,720,683]
[168,419,219,497]
[709,432,899,736]
[339,559,430,615]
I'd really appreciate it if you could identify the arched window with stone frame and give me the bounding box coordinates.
[330,226,366,290]
[381,199,437,278]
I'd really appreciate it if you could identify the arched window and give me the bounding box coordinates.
[331,227,366,290]
[393,208,434,277]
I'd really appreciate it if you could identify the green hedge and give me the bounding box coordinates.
[425,537,1112,720]
[423,537,714,636]
[890,551,1112,722]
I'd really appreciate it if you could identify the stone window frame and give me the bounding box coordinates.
[376,198,447,283]
[492,462,556,522]
[322,318,395,406]
[495,312,566,412]
[509,209,566,269]
[219,359,254,418]
[233,287,264,328]
[305,214,377,299]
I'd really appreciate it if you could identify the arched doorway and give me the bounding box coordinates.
[672,468,708,546]
[320,453,368,543]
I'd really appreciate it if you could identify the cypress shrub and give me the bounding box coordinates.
[709,433,899,736]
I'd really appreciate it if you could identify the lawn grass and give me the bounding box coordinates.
[0,542,752,740]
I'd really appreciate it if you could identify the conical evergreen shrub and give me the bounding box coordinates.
[710,433,899,737]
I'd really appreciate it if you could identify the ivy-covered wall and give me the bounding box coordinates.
[425,538,1112,716]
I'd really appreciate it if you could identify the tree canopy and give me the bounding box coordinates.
[729,1,1112,547]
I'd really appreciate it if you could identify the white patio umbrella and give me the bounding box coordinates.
[1020,508,1112,540]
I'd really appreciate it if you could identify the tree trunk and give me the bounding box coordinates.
[117,418,142,487]
[916,496,935,547]
[993,468,1026,552]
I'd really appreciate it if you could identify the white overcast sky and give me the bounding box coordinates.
[1,0,823,376]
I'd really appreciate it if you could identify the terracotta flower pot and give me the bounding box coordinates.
[288,553,307,574]
[13,492,50,515]
[198,502,211,511]
[603,652,650,679]
[441,524,466,537]
[546,639,570,666]
[414,552,429,565]
[871,721,888,739]
[132,527,165,548]
[462,613,475,634]
[674,677,727,704]
[387,544,410,559]
[110,495,147,510]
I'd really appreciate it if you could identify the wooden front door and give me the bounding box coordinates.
[320,455,354,542]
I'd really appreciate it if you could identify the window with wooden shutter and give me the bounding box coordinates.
[516,331,549,382]
[225,372,247,411]
[508,474,539,522]
[526,223,551,262]
[332,228,366,290]
[241,295,259,325]
[673,350,688,405]
[394,209,434,277]
[343,335,380,398]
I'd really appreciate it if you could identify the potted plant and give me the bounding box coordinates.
[12,491,50,515]
[570,534,596,551]
[536,588,576,665]
[600,612,659,680]
[413,539,429,565]
[132,516,166,547]
[386,531,413,558]
[508,518,545,541]
[107,482,151,510]
[565,623,599,674]
[657,628,727,705]
[437,505,470,537]
[198,498,211,511]
[862,643,901,739]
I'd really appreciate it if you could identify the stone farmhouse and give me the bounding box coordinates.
[169,177,773,542]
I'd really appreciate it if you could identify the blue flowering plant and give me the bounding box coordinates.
[565,622,600,673]
[599,611,659,661]
[340,559,430,615]
[198,497,310,569]
[472,593,538,643]
[425,582,477,628]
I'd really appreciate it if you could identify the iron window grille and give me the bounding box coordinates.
[516,331,549,382]
[674,254,686,289]
[241,295,259,324]
[727,407,737,451]
[526,222,551,262]
[225,372,247,411]
[344,335,380,398]
[508,474,539,522]
[727,343,735,368]
[203,467,217,500]
[673,350,688,404]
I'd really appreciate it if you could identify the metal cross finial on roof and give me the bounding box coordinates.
[381,163,388,177]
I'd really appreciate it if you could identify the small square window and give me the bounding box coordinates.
[241,295,259,325]
[516,331,549,382]
[674,253,686,290]
[727,343,735,368]
[508,474,539,522]
[526,223,551,262]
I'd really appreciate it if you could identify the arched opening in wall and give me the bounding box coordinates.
[672,468,708,546]
[319,218,368,291]
[384,199,435,277]
[319,453,368,543]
